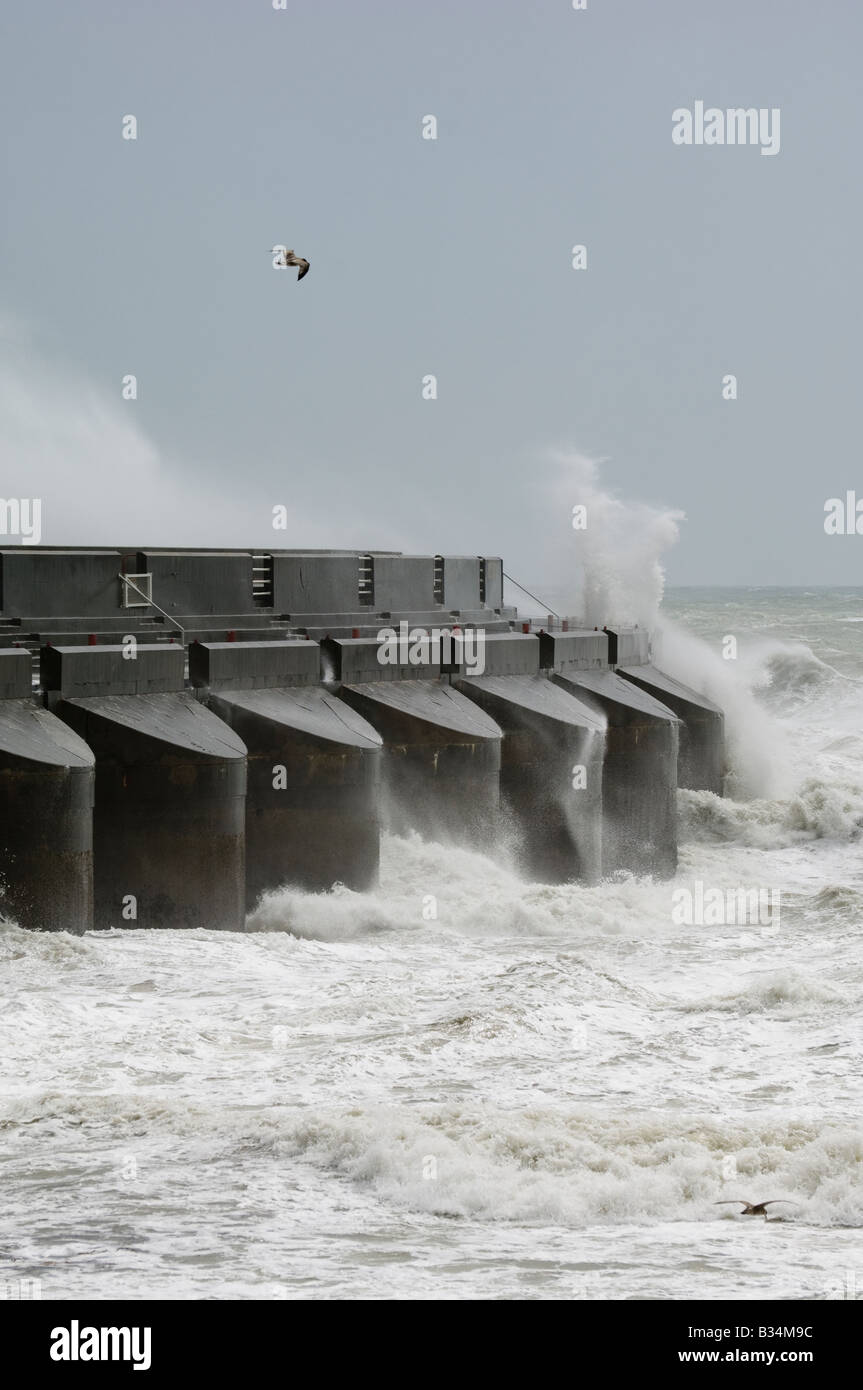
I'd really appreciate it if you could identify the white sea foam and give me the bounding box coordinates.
[270,1105,863,1228]
[1,459,861,1296]
[547,451,683,627]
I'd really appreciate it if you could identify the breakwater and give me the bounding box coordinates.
[0,548,724,929]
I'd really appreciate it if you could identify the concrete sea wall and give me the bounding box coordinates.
[0,549,725,928]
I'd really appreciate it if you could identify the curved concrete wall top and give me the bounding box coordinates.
[62,693,247,760]
[617,663,724,716]
[557,668,681,726]
[0,698,95,769]
[209,685,383,750]
[40,643,247,759]
[457,674,606,734]
[341,680,503,740]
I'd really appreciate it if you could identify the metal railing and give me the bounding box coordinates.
[118,574,185,647]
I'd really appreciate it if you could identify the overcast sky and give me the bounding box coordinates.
[2,0,861,588]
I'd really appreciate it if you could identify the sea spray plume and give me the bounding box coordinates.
[545,451,791,800]
[552,451,684,627]
[0,335,388,548]
[0,349,279,545]
[654,617,793,801]
[654,625,863,813]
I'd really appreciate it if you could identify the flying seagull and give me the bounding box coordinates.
[270,246,310,281]
[714,1200,799,1217]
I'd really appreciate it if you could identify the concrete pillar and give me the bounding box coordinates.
[326,637,503,848]
[339,680,502,846]
[616,664,724,793]
[554,670,679,876]
[538,632,680,877]
[190,640,383,905]
[43,645,247,930]
[0,650,94,931]
[455,635,605,883]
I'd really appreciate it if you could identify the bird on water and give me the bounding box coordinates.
[714,1200,799,1217]
[269,246,310,280]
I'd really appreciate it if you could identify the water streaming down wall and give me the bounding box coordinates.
[454,634,606,884]
[616,663,724,794]
[540,632,681,877]
[0,549,725,928]
[327,637,503,850]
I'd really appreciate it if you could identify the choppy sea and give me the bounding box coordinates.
[2,588,862,1300]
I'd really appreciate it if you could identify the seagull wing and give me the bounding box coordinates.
[297,260,310,280]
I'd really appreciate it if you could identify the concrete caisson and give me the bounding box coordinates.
[617,664,724,794]
[0,549,728,922]
[540,632,680,877]
[191,640,383,904]
[555,669,679,878]
[0,650,95,932]
[456,635,605,883]
[42,644,247,930]
[328,637,503,848]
